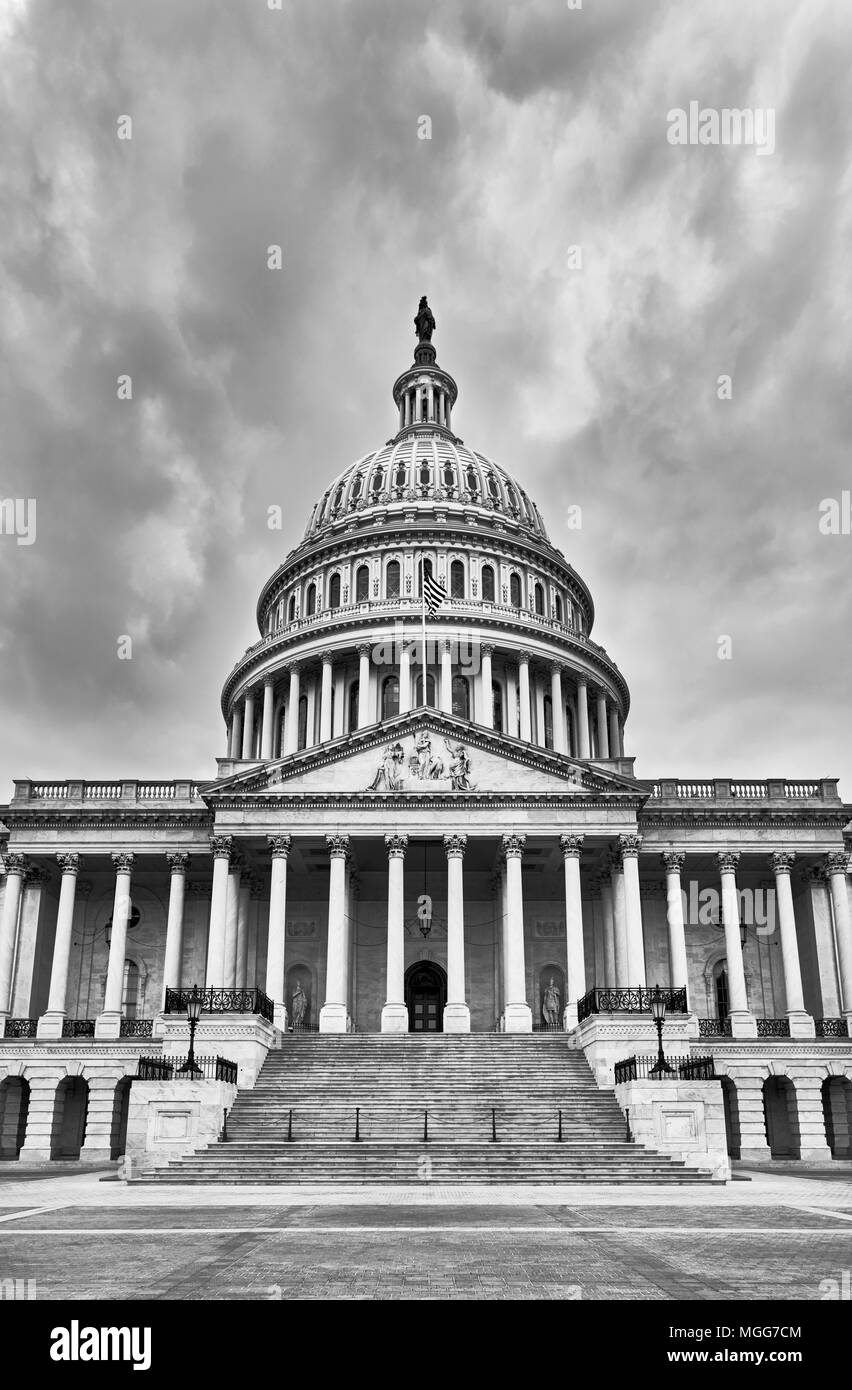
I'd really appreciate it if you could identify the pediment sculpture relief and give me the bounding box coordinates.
[367,731,475,793]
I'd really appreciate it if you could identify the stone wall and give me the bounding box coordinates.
[614,1077,730,1181]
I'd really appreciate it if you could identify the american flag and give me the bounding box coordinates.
[422,571,447,615]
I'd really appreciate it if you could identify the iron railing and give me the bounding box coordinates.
[614,1054,716,1084]
[577,986,688,1022]
[817,1018,850,1038]
[136,1055,238,1083]
[288,1021,320,1034]
[2,1018,37,1038]
[62,1019,95,1038]
[119,1018,153,1037]
[698,1017,733,1037]
[756,1018,791,1037]
[163,987,274,1024]
[532,1020,564,1033]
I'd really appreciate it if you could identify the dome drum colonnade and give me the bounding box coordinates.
[220,323,629,769]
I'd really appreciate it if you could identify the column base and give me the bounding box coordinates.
[94,1012,122,1040]
[738,1144,772,1163]
[729,1011,758,1039]
[78,1143,113,1163]
[786,1010,815,1039]
[799,1145,833,1162]
[16,1145,52,1163]
[36,1011,66,1039]
[504,1002,533,1033]
[443,1003,470,1033]
[319,1003,348,1034]
[273,1002,289,1032]
[380,1003,409,1034]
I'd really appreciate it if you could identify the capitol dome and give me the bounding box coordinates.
[220,300,631,768]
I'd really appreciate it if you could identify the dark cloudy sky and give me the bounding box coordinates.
[1,0,851,797]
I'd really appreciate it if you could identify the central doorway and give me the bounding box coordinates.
[405,962,447,1033]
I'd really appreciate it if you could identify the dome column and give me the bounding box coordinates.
[479,645,494,727]
[381,834,409,1033]
[609,706,622,757]
[550,665,567,754]
[284,664,300,754]
[400,641,413,715]
[596,690,610,758]
[357,644,371,729]
[518,652,532,742]
[321,834,350,1033]
[320,655,334,742]
[576,679,591,758]
[439,640,452,714]
[229,704,243,760]
[241,690,256,760]
[260,679,275,759]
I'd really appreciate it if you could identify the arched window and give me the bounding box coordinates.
[395,463,407,490]
[386,560,401,598]
[355,565,369,602]
[487,473,500,500]
[333,484,344,511]
[466,466,479,495]
[443,463,455,490]
[350,473,363,501]
[287,595,296,623]
[121,960,140,1020]
[505,482,517,511]
[450,560,465,599]
[714,964,730,1020]
[492,681,504,732]
[329,573,341,609]
[543,695,553,750]
[534,582,544,616]
[419,463,431,488]
[451,675,470,719]
[348,683,359,732]
[382,675,399,719]
[305,583,316,617]
[414,673,437,708]
[371,467,384,495]
[298,695,308,750]
[481,565,495,602]
[510,573,522,607]
[554,593,563,622]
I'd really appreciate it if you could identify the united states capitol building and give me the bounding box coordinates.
[1,301,851,1180]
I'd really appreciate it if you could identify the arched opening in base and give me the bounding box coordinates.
[405,962,447,1033]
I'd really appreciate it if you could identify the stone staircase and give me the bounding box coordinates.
[144,1035,715,1184]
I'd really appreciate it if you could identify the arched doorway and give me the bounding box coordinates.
[822,1076,852,1159]
[719,1076,741,1159]
[51,1077,89,1160]
[763,1076,800,1159]
[405,962,447,1033]
[0,1077,30,1160]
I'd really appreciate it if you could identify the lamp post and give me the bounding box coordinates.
[177,985,203,1077]
[649,984,674,1078]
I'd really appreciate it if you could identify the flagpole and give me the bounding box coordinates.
[420,573,427,708]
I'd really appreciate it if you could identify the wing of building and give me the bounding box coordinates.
[1,301,851,1177]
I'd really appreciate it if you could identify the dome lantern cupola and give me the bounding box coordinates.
[391,296,458,439]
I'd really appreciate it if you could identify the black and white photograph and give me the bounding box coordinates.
[0,0,850,1359]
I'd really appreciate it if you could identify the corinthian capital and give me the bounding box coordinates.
[560,834,584,859]
[716,851,741,874]
[618,834,643,859]
[661,851,686,873]
[385,833,408,859]
[209,835,234,861]
[824,850,849,876]
[268,834,292,859]
[444,833,467,859]
[502,833,526,859]
[3,852,28,877]
[112,851,135,874]
[327,833,351,859]
[166,852,189,875]
[56,852,82,876]
[769,851,796,875]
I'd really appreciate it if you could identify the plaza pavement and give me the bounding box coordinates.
[0,1165,850,1299]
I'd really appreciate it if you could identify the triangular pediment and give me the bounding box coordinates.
[204,711,646,802]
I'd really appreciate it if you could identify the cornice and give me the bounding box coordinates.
[211,792,645,812]
[640,809,847,831]
[2,813,214,831]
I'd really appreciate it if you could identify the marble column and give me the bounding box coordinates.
[284,665,300,754]
[598,871,616,985]
[480,645,494,727]
[577,679,591,758]
[332,670,345,737]
[357,644,371,729]
[609,849,628,986]
[223,854,243,989]
[229,704,243,759]
[265,835,291,1030]
[96,852,135,1038]
[596,690,610,758]
[551,666,567,754]
[241,690,256,760]
[619,836,646,986]
[502,833,532,1031]
[609,706,621,758]
[319,656,333,743]
[506,668,519,738]
[825,852,852,1022]
[38,854,81,1037]
[381,834,408,1032]
[769,851,814,1037]
[561,834,585,1029]
[161,852,188,1008]
[236,875,251,988]
[518,653,532,742]
[444,834,470,1032]
[342,863,357,1029]
[716,851,757,1038]
[401,640,413,714]
[662,851,689,1003]
[205,836,233,985]
[0,852,27,1018]
[261,679,275,759]
[321,833,350,1032]
[11,866,50,1017]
